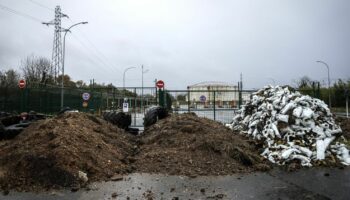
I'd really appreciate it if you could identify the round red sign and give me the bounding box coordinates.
[156,80,164,89]
[18,79,26,89]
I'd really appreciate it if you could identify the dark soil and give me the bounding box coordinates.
[0,112,347,192]
[336,117,350,140]
[0,112,274,192]
[0,112,135,192]
[133,113,272,176]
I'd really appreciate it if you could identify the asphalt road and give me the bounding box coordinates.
[1,168,349,200]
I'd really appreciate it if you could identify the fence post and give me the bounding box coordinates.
[134,88,137,126]
[158,89,165,108]
[113,88,115,111]
[20,88,23,113]
[238,82,242,109]
[187,89,190,113]
[318,82,321,99]
[213,91,216,120]
[155,87,158,105]
[24,88,28,112]
[99,91,103,116]
[346,95,348,118]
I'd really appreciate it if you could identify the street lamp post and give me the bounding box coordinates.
[61,21,88,109]
[123,67,136,96]
[316,60,331,108]
[141,65,149,113]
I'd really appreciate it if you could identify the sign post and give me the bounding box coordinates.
[156,80,165,107]
[82,92,91,111]
[123,99,129,113]
[18,79,26,112]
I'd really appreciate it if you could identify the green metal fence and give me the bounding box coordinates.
[0,86,158,124]
[0,86,103,114]
[1,85,346,123]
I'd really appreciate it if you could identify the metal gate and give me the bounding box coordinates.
[103,87,158,127]
[164,89,254,124]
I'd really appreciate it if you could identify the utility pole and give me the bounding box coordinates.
[155,78,158,104]
[238,73,243,108]
[142,65,144,113]
[240,73,243,90]
[43,6,68,83]
[316,60,331,108]
[123,67,136,97]
[60,22,88,108]
[141,65,149,113]
[346,95,349,118]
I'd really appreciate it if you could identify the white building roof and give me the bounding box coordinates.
[188,81,236,88]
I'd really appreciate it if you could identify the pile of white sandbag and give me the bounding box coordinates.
[226,85,350,166]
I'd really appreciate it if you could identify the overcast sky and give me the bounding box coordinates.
[0,0,349,89]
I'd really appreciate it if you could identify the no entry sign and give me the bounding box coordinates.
[18,79,26,89]
[156,80,164,89]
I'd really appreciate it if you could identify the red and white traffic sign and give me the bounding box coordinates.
[156,80,164,89]
[18,79,26,89]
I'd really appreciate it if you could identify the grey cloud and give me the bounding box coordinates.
[0,0,349,89]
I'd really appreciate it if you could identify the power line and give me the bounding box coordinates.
[68,18,122,73]
[69,32,118,74]
[0,3,43,23]
[77,29,122,73]
[2,1,125,84]
[28,0,54,12]
[69,32,122,76]
[61,35,113,79]
[20,1,124,75]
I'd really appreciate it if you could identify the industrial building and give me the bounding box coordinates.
[186,81,250,108]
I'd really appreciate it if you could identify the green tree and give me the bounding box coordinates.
[332,79,350,107]
[76,80,87,88]
[56,74,77,88]
[0,69,21,111]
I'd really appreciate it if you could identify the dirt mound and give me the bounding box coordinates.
[133,113,271,176]
[336,117,350,140]
[0,112,135,191]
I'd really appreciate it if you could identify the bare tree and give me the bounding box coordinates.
[20,55,54,86]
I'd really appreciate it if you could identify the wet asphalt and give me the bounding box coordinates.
[1,168,349,200]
